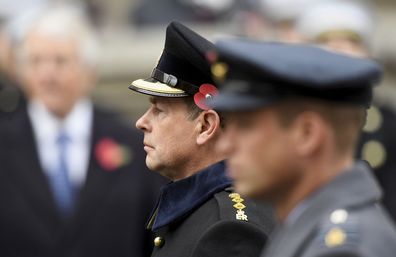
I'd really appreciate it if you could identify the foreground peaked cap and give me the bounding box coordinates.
[129,21,215,97]
[207,38,382,111]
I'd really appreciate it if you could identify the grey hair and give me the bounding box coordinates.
[17,5,99,69]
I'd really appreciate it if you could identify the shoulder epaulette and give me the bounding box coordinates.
[314,209,360,249]
[214,188,248,222]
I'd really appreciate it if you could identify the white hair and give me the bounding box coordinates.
[295,0,374,46]
[259,0,329,23]
[18,5,99,69]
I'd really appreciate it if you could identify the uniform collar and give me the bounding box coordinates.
[264,161,383,257]
[286,161,382,225]
[149,161,232,231]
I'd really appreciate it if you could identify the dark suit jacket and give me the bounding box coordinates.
[0,104,166,257]
[149,162,275,257]
[261,162,396,257]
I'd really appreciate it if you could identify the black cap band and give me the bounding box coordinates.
[151,68,200,96]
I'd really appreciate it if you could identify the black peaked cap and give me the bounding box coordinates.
[129,21,215,97]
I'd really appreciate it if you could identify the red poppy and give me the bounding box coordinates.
[193,84,219,110]
[95,138,124,171]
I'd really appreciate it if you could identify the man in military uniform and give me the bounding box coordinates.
[128,21,274,257]
[209,39,396,257]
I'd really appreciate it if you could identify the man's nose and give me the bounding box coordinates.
[135,110,150,132]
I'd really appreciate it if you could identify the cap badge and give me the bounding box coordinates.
[211,62,228,82]
[194,83,219,110]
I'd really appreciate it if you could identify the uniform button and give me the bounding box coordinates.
[154,236,165,248]
[330,209,348,224]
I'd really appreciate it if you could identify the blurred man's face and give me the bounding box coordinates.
[276,22,303,43]
[319,37,367,58]
[20,30,93,117]
[136,97,198,180]
[220,108,299,200]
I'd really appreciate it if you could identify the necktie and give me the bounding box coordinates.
[48,131,75,218]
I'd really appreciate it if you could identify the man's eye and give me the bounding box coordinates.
[151,105,163,114]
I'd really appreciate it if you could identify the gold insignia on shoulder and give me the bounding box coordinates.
[325,227,346,248]
[236,210,248,221]
[211,62,228,82]
[228,193,239,198]
[232,197,244,203]
[229,193,248,221]
[233,202,246,210]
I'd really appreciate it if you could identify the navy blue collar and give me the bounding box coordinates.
[149,161,232,231]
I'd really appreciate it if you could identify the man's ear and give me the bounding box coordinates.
[292,111,327,157]
[196,110,221,145]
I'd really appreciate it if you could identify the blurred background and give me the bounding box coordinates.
[1,0,394,120]
[72,0,396,120]
[0,0,396,255]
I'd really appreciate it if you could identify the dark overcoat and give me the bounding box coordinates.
[148,162,275,257]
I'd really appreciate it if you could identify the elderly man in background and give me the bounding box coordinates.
[0,6,164,257]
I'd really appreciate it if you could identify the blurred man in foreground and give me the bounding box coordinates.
[296,0,396,222]
[209,39,396,257]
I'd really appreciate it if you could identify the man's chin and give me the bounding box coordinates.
[145,160,157,171]
[145,158,163,173]
[43,100,74,118]
[234,182,251,195]
[234,182,262,199]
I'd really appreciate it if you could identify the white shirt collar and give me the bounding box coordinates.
[27,98,93,187]
[28,98,93,142]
